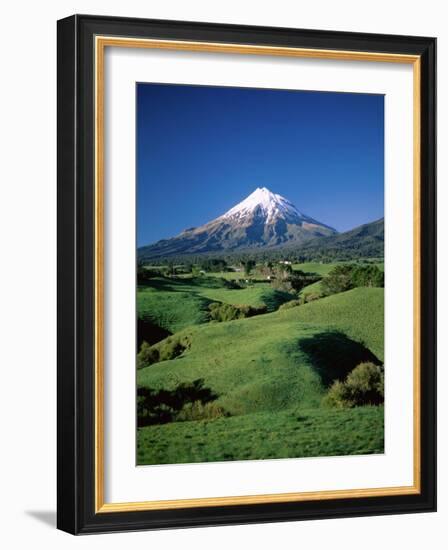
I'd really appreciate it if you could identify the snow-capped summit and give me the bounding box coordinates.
[222,187,305,224]
[139,187,337,259]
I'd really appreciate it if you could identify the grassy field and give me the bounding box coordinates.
[295,260,384,300]
[138,287,383,414]
[137,286,384,464]
[198,285,294,311]
[138,288,211,334]
[137,276,295,334]
[292,260,384,276]
[292,262,339,275]
[138,405,384,464]
[300,280,324,299]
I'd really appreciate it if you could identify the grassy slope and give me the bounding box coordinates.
[292,260,384,276]
[137,287,211,334]
[138,405,384,464]
[199,285,294,311]
[296,261,384,299]
[300,280,323,298]
[137,276,295,334]
[138,288,384,416]
[292,262,339,275]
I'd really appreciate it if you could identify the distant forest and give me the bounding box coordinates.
[139,218,384,266]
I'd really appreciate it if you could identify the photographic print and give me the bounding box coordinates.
[58,17,436,533]
[136,83,385,466]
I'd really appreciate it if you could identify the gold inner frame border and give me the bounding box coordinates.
[94,36,421,513]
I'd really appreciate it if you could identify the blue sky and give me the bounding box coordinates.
[137,83,384,246]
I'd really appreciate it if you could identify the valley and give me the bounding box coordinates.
[137,261,384,464]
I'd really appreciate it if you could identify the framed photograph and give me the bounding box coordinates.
[57,15,436,534]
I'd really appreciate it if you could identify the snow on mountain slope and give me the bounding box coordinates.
[221,187,303,224]
[138,187,337,259]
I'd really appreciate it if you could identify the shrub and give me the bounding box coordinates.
[322,380,351,408]
[137,341,160,369]
[137,379,221,426]
[137,335,190,369]
[303,292,321,303]
[176,400,230,422]
[208,302,266,322]
[279,299,301,311]
[345,361,384,402]
[271,268,320,293]
[159,338,187,362]
[323,362,384,408]
[239,304,267,317]
[209,302,240,322]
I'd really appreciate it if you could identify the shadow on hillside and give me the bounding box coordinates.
[261,289,295,312]
[139,276,187,292]
[142,275,232,292]
[299,330,381,387]
[137,379,218,427]
[137,318,172,350]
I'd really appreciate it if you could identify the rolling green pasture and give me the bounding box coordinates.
[138,405,384,464]
[300,280,324,299]
[137,276,295,334]
[292,260,384,276]
[137,288,384,464]
[198,285,294,311]
[138,288,384,413]
[292,262,338,275]
[137,287,211,334]
[136,255,385,466]
[295,260,384,300]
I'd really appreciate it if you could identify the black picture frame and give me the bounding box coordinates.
[57,14,436,534]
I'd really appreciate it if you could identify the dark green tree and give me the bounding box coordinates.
[351,265,384,287]
[242,259,256,276]
[321,264,355,296]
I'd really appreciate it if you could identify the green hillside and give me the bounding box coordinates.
[138,287,211,334]
[138,288,384,417]
[137,276,295,335]
[300,280,324,299]
[138,405,384,465]
[292,218,384,259]
[292,262,338,275]
[199,285,294,311]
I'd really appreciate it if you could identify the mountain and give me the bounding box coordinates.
[291,218,384,259]
[138,187,337,260]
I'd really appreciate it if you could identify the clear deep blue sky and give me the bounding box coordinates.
[137,83,384,246]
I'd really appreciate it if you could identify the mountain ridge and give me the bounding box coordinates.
[139,187,337,260]
[284,217,384,260]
